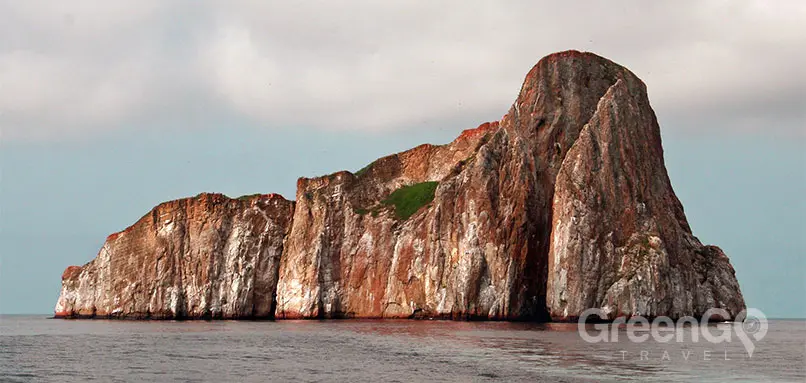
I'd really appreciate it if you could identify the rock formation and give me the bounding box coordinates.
[55,50,745,321]
[55,193,295,319]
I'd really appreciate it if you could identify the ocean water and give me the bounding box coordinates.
[1,316,803,382]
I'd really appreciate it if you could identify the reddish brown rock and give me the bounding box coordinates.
[55,193,295,319]
[275,122,497,319]
[546,77,745,320]
[55,50,745,321]
[61,266,82,281]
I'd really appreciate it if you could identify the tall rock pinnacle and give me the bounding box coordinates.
[55,51,745,321]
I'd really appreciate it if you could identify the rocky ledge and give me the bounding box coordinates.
[55,50,745,321]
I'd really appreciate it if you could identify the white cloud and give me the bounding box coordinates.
[0,50,154,138]
[1,0,804,140]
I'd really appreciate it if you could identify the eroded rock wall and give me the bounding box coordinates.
[546,78,745,320]
[55,193,294,319]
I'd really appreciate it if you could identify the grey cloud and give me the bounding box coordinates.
[0,0,803,140]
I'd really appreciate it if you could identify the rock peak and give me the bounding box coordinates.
[539,49,607,63]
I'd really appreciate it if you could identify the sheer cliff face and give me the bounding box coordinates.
[55,193,295,319]
[55,51,745,321]
[546,77,745,320]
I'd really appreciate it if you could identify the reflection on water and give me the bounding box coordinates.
[0,316,803,382]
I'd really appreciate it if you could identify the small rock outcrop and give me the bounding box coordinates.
[55,51,745,321]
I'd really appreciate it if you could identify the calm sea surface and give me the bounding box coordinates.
[1,315,803,382]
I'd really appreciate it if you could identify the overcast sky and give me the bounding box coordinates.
[1,0,804,140]
[0,1,803,317]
